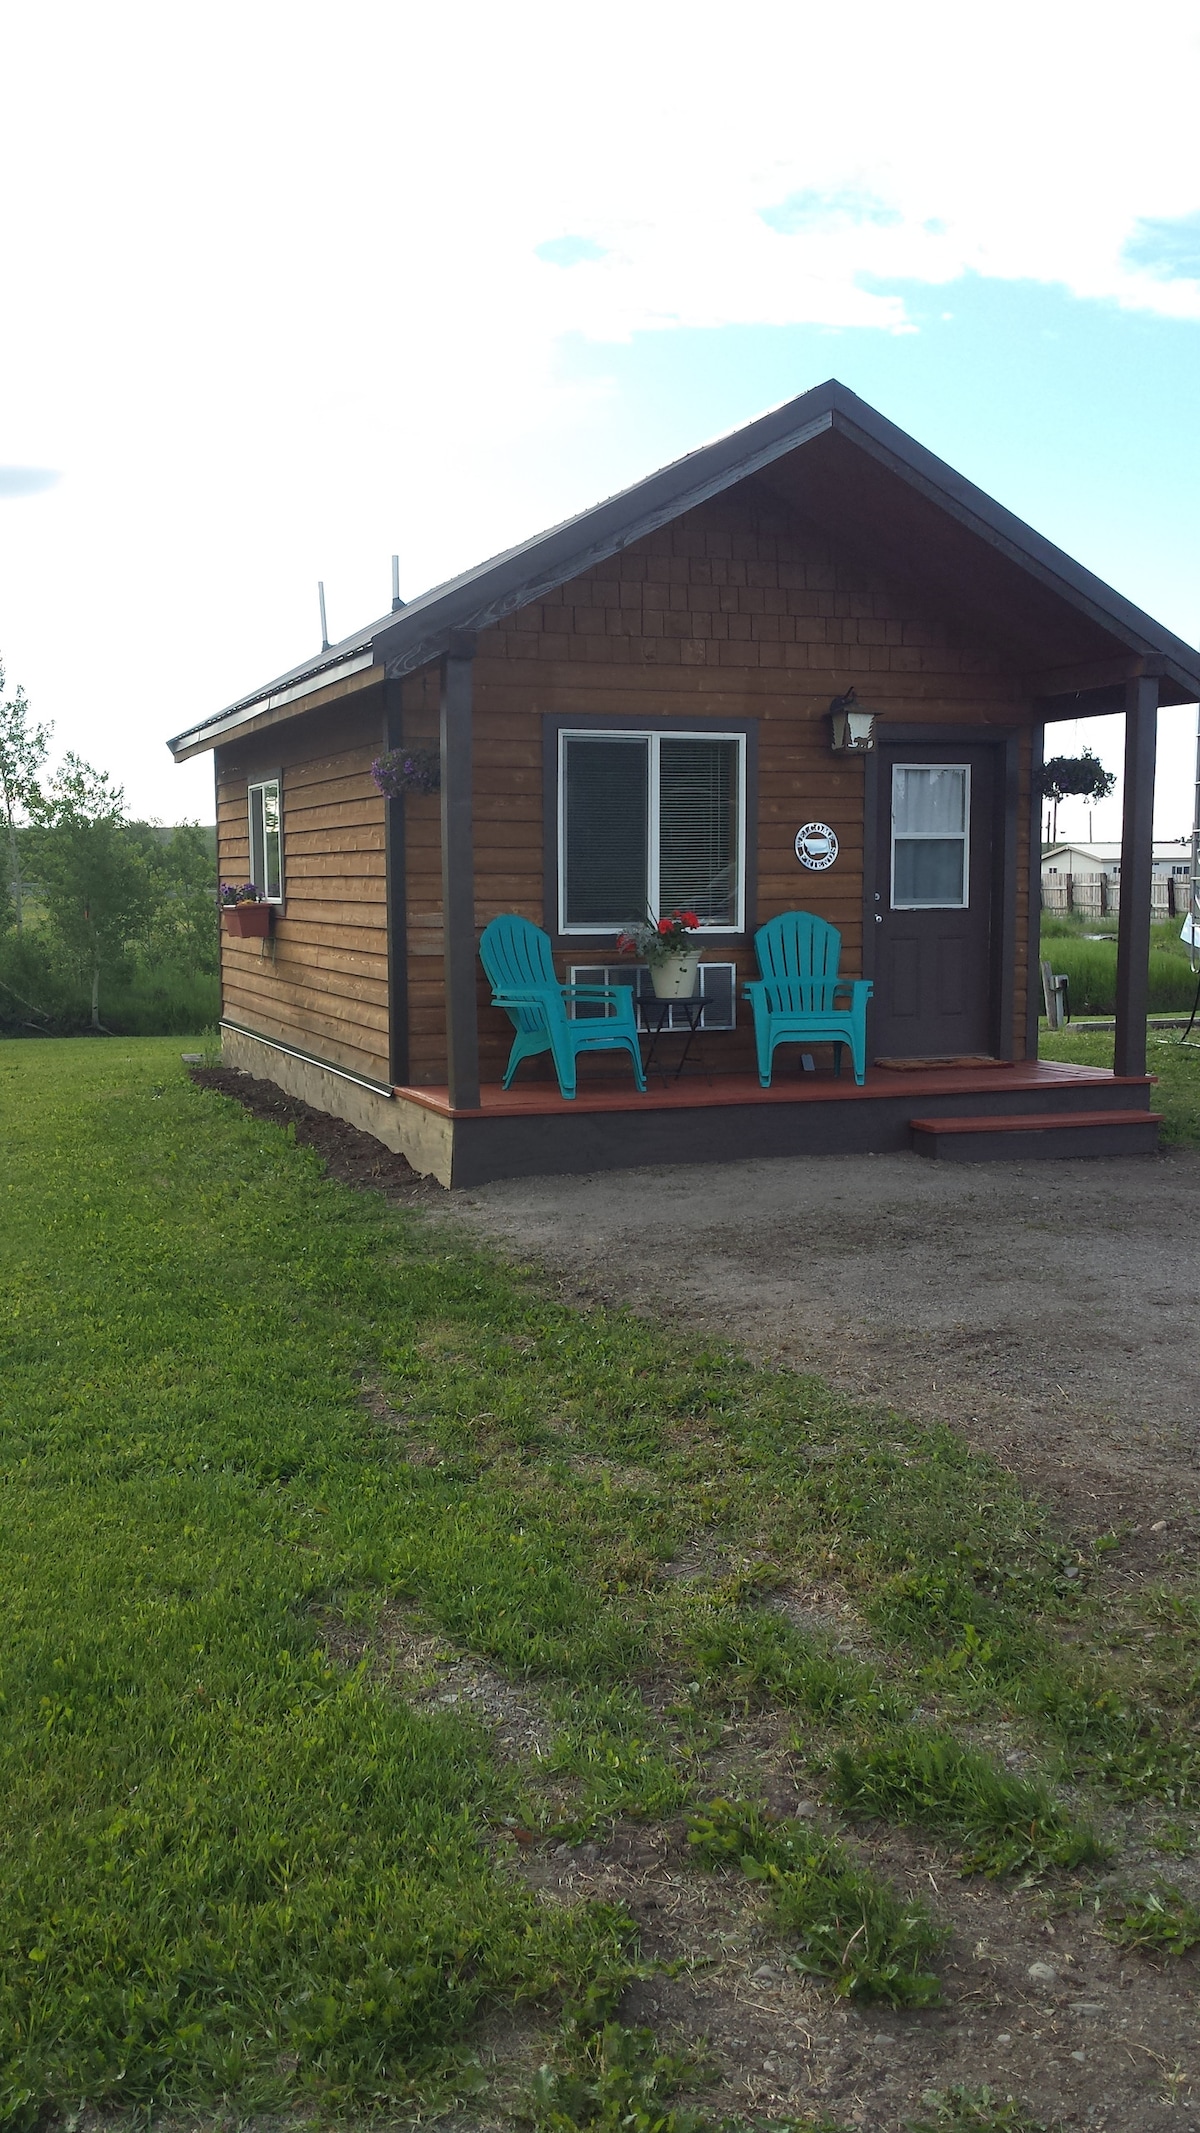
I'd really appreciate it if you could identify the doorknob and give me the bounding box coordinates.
[875,914,883,924]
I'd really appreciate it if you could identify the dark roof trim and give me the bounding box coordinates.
[369,406,837,682]
[168,379,1200,758]
[828,405,1197,677]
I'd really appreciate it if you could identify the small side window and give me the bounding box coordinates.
[248,778,283,902]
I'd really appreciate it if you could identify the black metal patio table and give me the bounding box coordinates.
[638,995,708,1082]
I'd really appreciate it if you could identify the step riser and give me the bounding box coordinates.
[959,1089,1153,1120]
[913,1122,1160,1162]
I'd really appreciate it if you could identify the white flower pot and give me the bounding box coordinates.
[649,953,701,1000]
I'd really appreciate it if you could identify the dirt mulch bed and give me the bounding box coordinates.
[188,1066,445,1204]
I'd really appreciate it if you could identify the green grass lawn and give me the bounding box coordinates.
[1038,1023,1200,1145]
[3,1038,1199,2130]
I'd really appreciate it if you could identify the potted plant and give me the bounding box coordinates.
[221,882,273,938]
[618,909,703,999]
[371,747,441,799]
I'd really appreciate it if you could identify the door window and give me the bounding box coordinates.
[891,764,969,908]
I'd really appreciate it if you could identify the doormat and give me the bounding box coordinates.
[873,1055,1015,1070]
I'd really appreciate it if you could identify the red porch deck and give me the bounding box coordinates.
[392,1059,1158,1187]
[396,1057,1138,1119]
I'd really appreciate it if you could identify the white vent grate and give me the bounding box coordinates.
[568,961,737,1031]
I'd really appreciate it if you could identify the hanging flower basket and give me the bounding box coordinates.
[371,747,441,799]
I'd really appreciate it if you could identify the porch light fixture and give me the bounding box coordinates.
[828,688,877,753]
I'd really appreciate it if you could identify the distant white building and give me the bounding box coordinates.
[1042,841,1191,885]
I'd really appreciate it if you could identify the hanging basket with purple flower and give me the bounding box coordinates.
[371,748,441,799]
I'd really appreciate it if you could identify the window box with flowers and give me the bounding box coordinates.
[221,883,273,938]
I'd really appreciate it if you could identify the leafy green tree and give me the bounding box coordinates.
[127,821,219,976]
[26,755,153,1029]
[0,655,52,933]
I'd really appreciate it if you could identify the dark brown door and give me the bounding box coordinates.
[870,742,996,1060]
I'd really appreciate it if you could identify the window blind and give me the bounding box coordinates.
[658,738,738,923]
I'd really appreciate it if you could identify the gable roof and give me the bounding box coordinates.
[168,378,1200,760]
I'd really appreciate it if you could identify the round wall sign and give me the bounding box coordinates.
[795,822,839,871]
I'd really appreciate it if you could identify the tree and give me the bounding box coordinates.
[127,820,219,976]
[1040,748,1117,842]
[0,656,52,933]
[26,755,152,1029]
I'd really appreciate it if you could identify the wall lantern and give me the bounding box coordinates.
[828,688,877,753]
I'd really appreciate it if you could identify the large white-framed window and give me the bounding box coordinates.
[890,763,970,910]
[248,777,283,903]
[558,729,746,934]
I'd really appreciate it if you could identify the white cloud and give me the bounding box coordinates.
[0,0,1197,816]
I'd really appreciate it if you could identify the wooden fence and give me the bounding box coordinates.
[1041,874,1191,921]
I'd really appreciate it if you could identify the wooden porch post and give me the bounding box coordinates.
[382,680,409,1087]
[1113,674,1159,1079]
[440,632,480,1109]
[1025,721,1044,1060]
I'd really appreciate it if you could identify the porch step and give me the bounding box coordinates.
[909,1109,1162,1162]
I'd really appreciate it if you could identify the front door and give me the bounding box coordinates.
[870,741,997,1060]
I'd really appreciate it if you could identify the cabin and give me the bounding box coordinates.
[168,380,1200,1186]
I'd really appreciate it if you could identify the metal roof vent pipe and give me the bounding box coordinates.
[391,556,404,612]
[318,581,330,653]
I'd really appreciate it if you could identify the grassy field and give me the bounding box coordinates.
[3,1039,1200,2131]
[1039,917,1200,1016]
[1039,1022,1200,1145]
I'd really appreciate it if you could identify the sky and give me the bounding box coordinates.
[1,1,1199,842]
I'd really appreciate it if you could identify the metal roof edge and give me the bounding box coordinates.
[167,649,380,757]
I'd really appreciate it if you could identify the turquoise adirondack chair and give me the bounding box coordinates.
[744,912,872,1088]
[479,915,647,1100]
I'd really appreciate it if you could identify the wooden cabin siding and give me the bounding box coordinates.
[394,492,1035,1086]
[215,691,390,1081]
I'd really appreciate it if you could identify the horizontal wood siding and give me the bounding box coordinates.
[399,490,1035,1085]
[215,691,389,1080]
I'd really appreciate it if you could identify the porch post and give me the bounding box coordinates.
[1113,674,1159,1079]
[1025,722,1044,1061]
[383,679,409,1087]
[440,632,480,1109]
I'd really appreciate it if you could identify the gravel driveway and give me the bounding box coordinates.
[447,1145,1200,1561]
